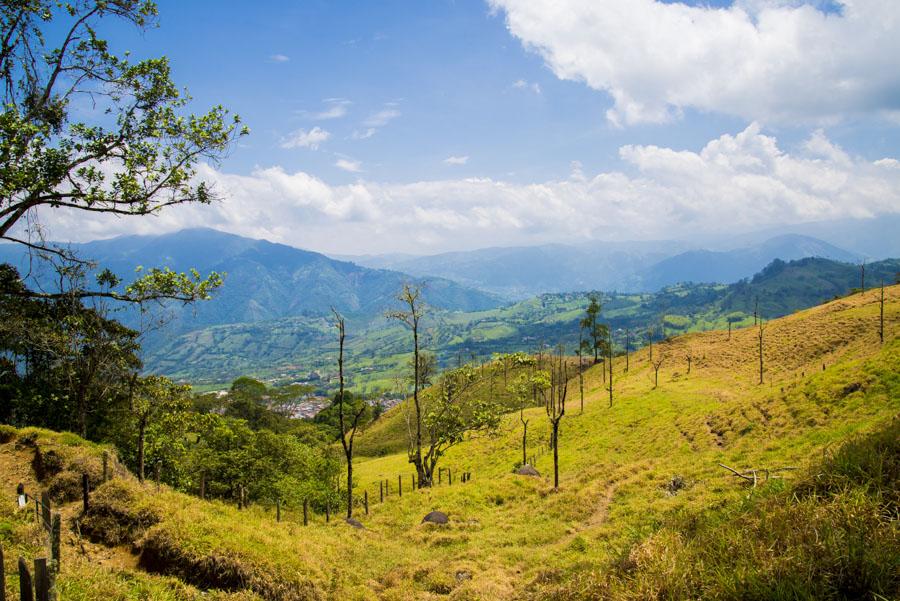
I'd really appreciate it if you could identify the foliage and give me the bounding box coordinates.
[0,0,245,303]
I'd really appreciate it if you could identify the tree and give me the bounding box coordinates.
[880,280,885,344]
[419,364,502,485]
[651,357,665,389]
[685,347,694,375]
[624,328,630,372]
[580,295,607,364]
[129,374,189,482]
[510,368,547,466]
[1,0,245,303]
[332,309,368,519]
[387,284,428,485]
[544,346,568,489]
[758,319,766,385]
[576,329,585,414]
[605,327,614,408]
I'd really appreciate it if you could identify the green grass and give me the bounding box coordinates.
[3,286,899,600]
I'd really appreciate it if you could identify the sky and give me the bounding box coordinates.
[32,0,900,255]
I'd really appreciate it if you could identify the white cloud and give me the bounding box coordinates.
[23,125,900,254]
[489,0,900,125]
[363,107,401,128]
[268,54,290,63]
[307,98,351,120]
[443,155,469,166]
[351,128,377,140]
[335,158,363,173]
[513,79,541,94]
[280,127,331,150]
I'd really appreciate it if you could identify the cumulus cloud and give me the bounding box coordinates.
[268,54,290,63]
[363,107,401,128]
[24,125,900,254]
[280,127,331,150]
[443,155,469,166]
[488,0,900,125]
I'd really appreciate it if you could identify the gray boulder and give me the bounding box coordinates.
[422,511,449,525]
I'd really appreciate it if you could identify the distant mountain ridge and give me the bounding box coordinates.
[344,234,861,297]
[0,228,504,332]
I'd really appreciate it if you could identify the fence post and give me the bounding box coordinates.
[34,497,39,523]
[18,556,33,601]
[398,475,402,497]
[325,501,330,523]
[33,558,49,601]
[16,483,25,509]
[0,543,5,601]
[102,451,109,483]
[199,472,206,500]
[379,481,383,503]
[303,499,308,526]
[276,499,281,523]
[438,468,442,485]
[40,493,51,529]
[237,485,244,510]
[51,514,61,573]
[81,474,89,513]
[364,491,368,515]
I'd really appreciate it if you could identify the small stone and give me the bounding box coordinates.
[455,570,472,582]
[345,518,365,529]
[515,464,540,477]
[422,511,449,525]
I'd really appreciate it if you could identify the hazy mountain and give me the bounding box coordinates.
[343,234,860,297]
[0,228,504,332]
[638,234,861,290]
[342,240,693,299]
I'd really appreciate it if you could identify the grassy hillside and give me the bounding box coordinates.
[144,257,899,393]
[2,286,898,600]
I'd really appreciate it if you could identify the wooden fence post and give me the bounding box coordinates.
[325,501,330,523]
[303,499,308,526]
[102,451,109,483]
[276,499,281,522]
[379,481,383,503]
[199,472,206,500]
[0,543,5,601]
[18,557,33,601]
[398,475,402,497]
[40,493,50,529]
[448,469,452,485]
[33,558,49,601]
[438,468,442,485]
[364,491,368,515]
[51,515,61,573]
[237,485,244,510]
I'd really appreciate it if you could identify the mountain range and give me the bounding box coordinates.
[343,233,860,298]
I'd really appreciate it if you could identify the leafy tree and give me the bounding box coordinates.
[126,374,190,481]
[580,294,609,364]
[419,364,502,485]
[1,0,245,303]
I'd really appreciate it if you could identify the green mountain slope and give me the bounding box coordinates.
[144,257,900,389]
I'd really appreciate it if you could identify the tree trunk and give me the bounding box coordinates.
[521,421,528,465]
[346,460,353,519]
[552,420,560,489]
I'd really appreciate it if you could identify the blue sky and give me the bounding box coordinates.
[42,0,900,254]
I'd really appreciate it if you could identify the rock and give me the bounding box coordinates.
[455,570,472,583]
[515,464,540,477]
[422,511,449,525]
[345,518,365,529]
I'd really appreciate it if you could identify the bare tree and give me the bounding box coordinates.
[544,346,568,489]
[333,309,367,519]
[387,284,428,485]
[880,279,885,344]
[860,261,866,293]
[606,327,613,408]
[624,328,631,372]
[577,330,585,414]
[757,319,766,385]
[685,347,694,375]
[651,357,665,389]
